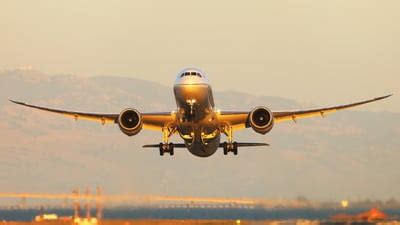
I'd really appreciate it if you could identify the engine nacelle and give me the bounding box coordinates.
[118,108,143,136]
[248,106,274,134]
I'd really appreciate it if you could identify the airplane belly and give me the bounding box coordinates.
[174,83,220,157]
[186,133,220,157]
[178,122,220,157]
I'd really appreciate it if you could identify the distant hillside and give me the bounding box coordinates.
[0,69,398,201]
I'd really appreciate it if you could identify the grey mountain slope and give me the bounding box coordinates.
[0,69,398,201]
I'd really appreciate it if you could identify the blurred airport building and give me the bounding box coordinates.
[0,188,399,225]
[0,188,399,210]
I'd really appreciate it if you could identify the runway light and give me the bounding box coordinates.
[236,219,241,224]
[341,200,349,208]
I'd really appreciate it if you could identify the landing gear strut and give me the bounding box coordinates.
[222,126,238,155]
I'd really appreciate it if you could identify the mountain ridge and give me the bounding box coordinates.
[0,69,398,201]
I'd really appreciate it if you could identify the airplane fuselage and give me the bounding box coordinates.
[173,69,220,157]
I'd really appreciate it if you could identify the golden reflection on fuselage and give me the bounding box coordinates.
[173,69,219,157]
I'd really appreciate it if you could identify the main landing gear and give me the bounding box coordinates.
[159,126,175,156]
[159,142,174,156]
[223,142,238,155]
[222,126,238,155]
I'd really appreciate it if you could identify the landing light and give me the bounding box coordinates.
[186,99,196,105]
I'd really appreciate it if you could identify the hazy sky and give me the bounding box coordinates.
[1,1,400,202]
[1,1,399,111]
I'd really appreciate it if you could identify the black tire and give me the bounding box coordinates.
[223,142,228,155]
[159,143,164,156]
[233,142,238,155]
[169,143,174,156]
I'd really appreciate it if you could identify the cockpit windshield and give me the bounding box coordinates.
[180,72,202,78]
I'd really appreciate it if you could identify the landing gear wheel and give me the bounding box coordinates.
[169,143,174,156]
[222,142,238,155]
[223,142,228,155]
[223,126,238,155]
[159,142,174,156]
[159,142,164,156]
[233,142,238,155]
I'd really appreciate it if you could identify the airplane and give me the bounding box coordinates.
[10,68,392,157]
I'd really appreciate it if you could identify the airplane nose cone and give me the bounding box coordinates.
[175,68,209,86]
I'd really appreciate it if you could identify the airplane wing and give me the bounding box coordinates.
[9,100,175,131]
[218,94,392,130]
[272,94,392,123]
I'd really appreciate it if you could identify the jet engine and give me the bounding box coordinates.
[248,106,274,134]
[118,108,143,136]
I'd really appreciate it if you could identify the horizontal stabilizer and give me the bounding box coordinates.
[143,142,269,148]
[219,142,269,148]
[143,143,187,148]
